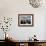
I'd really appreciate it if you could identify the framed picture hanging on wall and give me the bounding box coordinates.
[18,14,34,27]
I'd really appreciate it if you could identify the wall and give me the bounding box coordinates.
[0,0,46,40]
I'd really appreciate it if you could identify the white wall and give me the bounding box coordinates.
[0,0,46,40]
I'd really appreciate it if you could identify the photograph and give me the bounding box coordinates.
[18,14,34,26]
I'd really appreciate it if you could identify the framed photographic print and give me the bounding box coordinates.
[18,14,34,27]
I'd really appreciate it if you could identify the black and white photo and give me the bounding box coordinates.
[18,14,34,26]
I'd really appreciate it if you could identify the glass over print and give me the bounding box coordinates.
[18,14,34,27]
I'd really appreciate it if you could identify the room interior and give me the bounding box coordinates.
[0,0,46,46]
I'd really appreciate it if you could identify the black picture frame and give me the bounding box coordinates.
[18,14,34,27]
